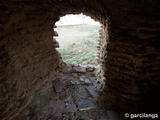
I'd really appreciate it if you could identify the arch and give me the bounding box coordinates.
[54,13,101,66]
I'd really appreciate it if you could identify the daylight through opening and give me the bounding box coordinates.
[54,13,101,66]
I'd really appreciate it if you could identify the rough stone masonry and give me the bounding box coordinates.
[0,0,160,120]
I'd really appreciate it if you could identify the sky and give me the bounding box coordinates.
[55,13,100,26]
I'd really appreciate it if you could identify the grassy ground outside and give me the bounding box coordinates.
[55,24,100,66]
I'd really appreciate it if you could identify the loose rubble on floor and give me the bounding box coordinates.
[32,65,119,120]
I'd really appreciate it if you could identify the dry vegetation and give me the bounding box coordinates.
[55,24,100,66]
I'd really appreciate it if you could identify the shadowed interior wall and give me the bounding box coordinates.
[0,0,160,119]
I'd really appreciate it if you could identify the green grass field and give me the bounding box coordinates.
[55,24,100,66]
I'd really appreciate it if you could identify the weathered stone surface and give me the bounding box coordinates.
[72,66,86,73]
[31,68,106,120]
[53,80,64,93]
[86,66,96,72]
[53,38,59,48]
[64,96,77,112]
[79,76,92,85]
[86,86,99,99]
[77,98,96,111]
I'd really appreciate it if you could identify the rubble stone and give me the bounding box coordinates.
[72,66,86,73]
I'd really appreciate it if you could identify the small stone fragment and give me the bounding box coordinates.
[53,38,59,48]
[86,66,95,72]
[71,80,81,85]
[80,77,91,84]
[63,66,73,73]
[76,98,96,111]
[72,66,86,73]
[54,31,58,36]
[85,86,99,98]
[53,80,63,93]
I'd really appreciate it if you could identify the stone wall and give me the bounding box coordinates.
[0,1,64,119]
[103,1,160,113]
[0,0,160,119]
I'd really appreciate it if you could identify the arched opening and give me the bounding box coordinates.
[54,13,101,66]
[51,12,109,92]
[52,13,109,88]
[42,13,111,119]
